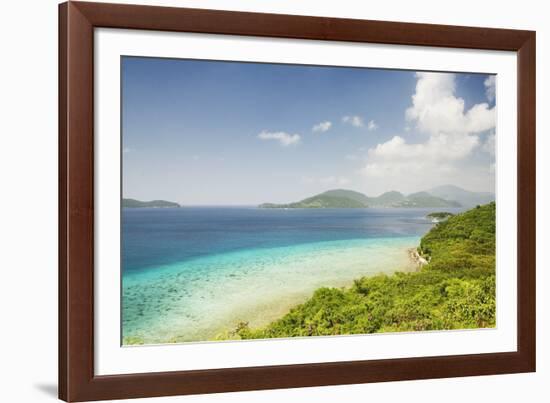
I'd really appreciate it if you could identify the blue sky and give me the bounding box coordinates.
[122,57,496,205]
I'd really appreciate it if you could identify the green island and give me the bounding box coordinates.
[231,202,495,339]
[122,198,180,208]
[258,186,493,209]
[260,190,368,209]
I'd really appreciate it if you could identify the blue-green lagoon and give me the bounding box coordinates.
[122,207,454,345]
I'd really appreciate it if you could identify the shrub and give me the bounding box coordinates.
[236,203,496,339]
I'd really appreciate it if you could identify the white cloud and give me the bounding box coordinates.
[405,72,495,135]
[123,147,131,154]
[342,115,364,127]
[485,75,496,102]
[482,132,495,156]
[312,121,332,133]
[464,103,496,133]
[367,120,378,131]
[361,134,479,176]
[361,72,496,193]
[257,130,301,146]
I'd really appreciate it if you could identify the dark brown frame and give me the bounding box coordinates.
[59,1,536,401]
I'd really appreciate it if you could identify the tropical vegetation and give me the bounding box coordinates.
[235,202,496,339]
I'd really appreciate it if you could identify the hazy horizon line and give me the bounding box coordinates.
[123,183,496,205]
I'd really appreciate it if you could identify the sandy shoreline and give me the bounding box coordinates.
[123,237,420,344]
[212,243,423,341]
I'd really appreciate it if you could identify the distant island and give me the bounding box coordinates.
[259,185,494,209]
[122,198,180,208]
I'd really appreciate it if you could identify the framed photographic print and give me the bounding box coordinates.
[59,1,536,401]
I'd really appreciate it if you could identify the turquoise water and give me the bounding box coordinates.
[122,207,450,344]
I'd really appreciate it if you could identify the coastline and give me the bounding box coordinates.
[122,236,420,345]
[234,203,496,340]
[407,248,428,267]
[217,243,425,341]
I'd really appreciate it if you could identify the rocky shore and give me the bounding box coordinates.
[408,248,428,267]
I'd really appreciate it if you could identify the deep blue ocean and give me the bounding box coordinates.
[122,207,459,274]
[121,207,464,344]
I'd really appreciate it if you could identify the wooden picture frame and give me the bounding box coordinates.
[59,1,536,401]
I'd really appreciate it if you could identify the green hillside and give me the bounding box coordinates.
[366,190,406,206]
[320,189,370,205]
[396,192,462,208]
[234,202,496,339]
[259,188,466,209]
[260,194,366,209]
[428,185,494,207]
[122,198,180,208]
[260,190,368,208]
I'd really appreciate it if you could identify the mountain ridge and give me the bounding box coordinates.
[427,185,495,207]
[259,185,493,209]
